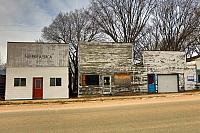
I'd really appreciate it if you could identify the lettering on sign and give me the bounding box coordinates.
[25,54,53,59]
[187,76,194,81]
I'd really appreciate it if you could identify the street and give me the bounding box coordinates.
[0,96,200,133]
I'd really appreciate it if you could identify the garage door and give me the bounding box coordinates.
[157,74,178,93]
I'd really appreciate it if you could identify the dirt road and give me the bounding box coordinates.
[0,93,200,133]
[0,92,200,113]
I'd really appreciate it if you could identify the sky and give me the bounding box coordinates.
[0,0,90,63]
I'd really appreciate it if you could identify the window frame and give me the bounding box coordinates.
[198,75,200,83]
[50,78,62,86]
[82,75,100,86]
[50,78,56,86]
[14,78,26,87]
[103,76,111,85]
[56,78,61,86]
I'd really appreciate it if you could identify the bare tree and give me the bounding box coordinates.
[133,26,159,61]
[142,0,200,55]
[184,23,200,58]
[88,0,155,62]
[41,9,100,97]
[89,0,155,43]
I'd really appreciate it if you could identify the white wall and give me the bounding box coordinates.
[184,64,196,91]
[5,67,68,100]
[196,59,200,70]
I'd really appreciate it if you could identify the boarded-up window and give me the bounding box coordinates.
[114,73,132,86]
[81,75,99,86]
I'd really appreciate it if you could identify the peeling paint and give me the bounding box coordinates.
[133,51,187,92]
[78,42,133,95]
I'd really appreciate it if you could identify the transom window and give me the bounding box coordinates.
[14,78,26,86]
[50,78,62,86]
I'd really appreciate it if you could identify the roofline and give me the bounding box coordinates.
[79,41,133,46]
[142,50,185,53]
[7,41,67,44]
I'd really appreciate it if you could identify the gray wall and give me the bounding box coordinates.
[7,42,68,67]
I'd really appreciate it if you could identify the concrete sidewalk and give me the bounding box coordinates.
[0,91,200,106]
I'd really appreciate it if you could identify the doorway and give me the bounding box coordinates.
[103,76,111,94]
[157,74,178,93]
[147,74,156,93]
[33,77,43,99]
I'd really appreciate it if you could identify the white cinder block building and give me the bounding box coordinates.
[5,42,69,100]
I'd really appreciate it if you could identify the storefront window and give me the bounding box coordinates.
[82,75,99,86]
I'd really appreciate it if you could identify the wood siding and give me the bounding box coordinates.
[78,42,133,95]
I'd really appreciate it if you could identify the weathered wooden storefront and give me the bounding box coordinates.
[79,42,197,96]
[78,42,133,96]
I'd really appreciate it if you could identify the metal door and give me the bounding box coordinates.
[33,77,43,99]
[148,74,156,93]
[157,74,178,93]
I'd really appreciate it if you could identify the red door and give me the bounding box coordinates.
[33,78,43,99]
